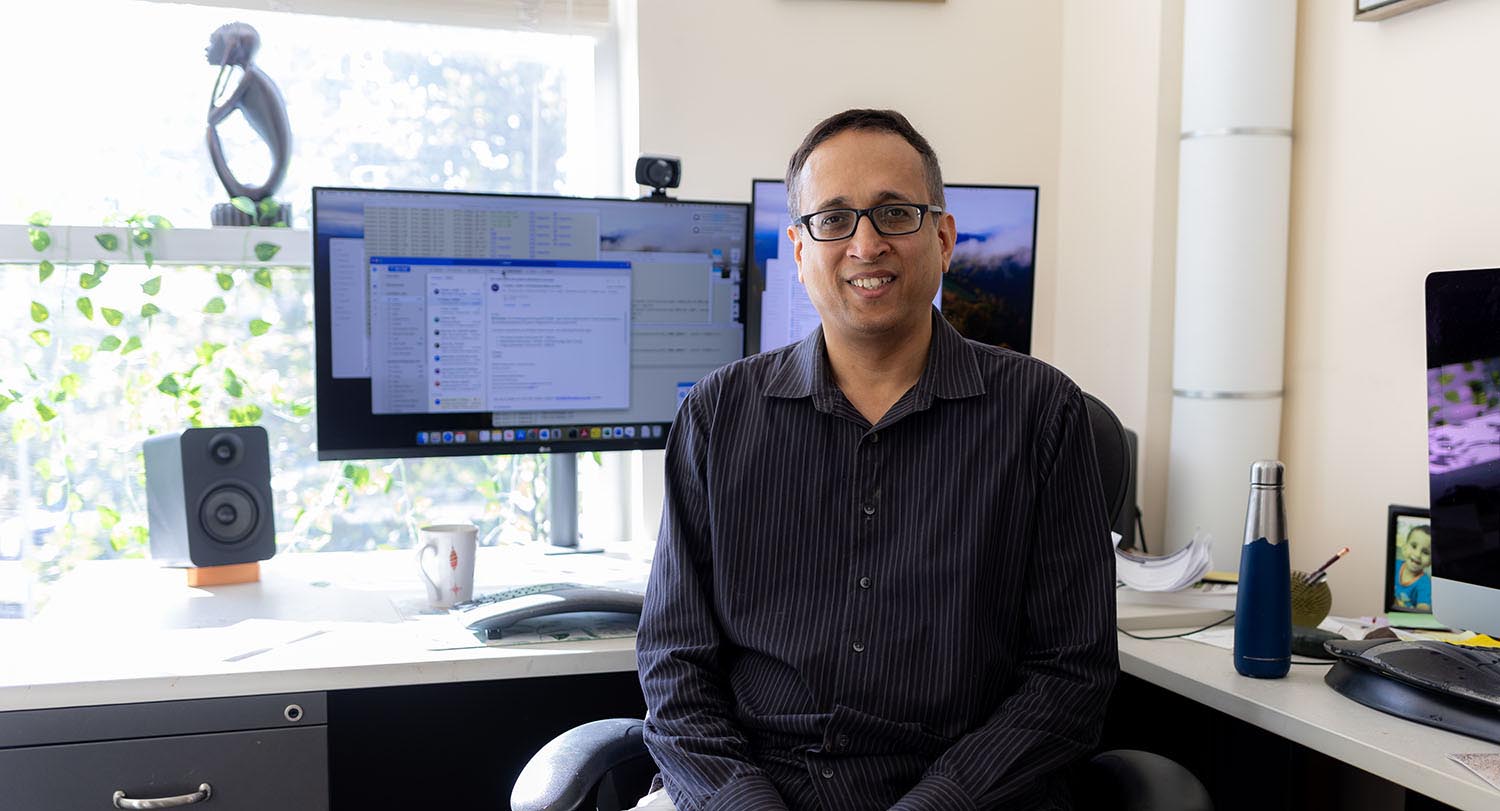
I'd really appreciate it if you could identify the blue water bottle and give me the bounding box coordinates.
[1234,460,1291,678]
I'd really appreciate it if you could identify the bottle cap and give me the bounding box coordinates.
[1250,459,1285,486]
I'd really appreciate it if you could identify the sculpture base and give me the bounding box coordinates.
[211,201,292,227]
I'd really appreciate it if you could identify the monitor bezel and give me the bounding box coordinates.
[1423,266,1500,637]
[311,185,752,462]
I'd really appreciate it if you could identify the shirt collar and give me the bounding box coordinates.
[763,308,986,408]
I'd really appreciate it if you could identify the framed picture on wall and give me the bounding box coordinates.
[1354,0,1448,21]
[1385,505,1433,614]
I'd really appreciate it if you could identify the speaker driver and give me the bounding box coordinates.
[200,486,258,544]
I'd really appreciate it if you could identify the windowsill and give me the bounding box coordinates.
[0,224,311,267]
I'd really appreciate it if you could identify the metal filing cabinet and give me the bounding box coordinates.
[0,692,328,810]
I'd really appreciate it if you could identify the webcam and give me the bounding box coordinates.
[635,154,681,199]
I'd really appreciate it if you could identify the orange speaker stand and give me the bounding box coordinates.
[185,561,261,587]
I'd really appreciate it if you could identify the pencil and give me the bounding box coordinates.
[1303,546,1350,583]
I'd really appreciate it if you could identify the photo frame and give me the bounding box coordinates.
[1354,0,1447,22]
[1385,505,1433,614]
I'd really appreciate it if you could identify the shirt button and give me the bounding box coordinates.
[836,733,851,749]
[869,432,880,444]
[858,576,872,589]
[821,766,834,779]
[852,640,866,653]
[862,503,875,516]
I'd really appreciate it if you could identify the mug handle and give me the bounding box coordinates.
[416,538,442,604]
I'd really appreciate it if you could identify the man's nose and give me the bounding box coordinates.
[845,214,890,260]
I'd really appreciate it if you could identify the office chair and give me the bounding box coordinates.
[511,394,1214,811]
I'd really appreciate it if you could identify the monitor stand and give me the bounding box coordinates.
[546,453,602,554]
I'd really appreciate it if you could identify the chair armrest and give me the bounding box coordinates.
[1085,749,1213,811]
[511,718,650,811]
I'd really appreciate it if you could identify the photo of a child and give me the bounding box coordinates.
[1386,507,1434,615]
[1392,522,1432,611]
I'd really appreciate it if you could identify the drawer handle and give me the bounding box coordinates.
[112,783,212,809]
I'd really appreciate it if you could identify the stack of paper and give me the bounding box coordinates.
[1114,530,1214,592]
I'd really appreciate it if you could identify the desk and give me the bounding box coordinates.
[3,563,1498,810]
[1116,622,1500,811]
[3,547,648,710]
[0,548,651,809]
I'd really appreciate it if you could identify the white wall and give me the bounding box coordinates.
[1052,0,1181,553]
[1285,0,1500,615]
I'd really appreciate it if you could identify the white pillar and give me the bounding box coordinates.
[1165,0,1297,573]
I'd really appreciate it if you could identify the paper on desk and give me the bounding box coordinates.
[1450,753,1500,793]
[211,619,329,662]
[1183,626,1236,651]
[1186,616,1371,652]
[1115,529,1214,592]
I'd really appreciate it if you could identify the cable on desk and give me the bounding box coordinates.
[1117,612,1235,640]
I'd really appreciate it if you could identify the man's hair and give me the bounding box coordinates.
[784,109,946,220]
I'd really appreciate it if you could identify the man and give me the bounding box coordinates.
[635,109,1116,811]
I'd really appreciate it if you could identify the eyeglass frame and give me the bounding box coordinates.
[794,203,946,242]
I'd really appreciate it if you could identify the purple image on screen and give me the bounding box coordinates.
[1427,356,1500,475]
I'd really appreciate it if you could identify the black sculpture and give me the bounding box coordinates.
[206,22,291,226]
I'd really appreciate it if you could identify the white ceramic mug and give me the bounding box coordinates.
[416,524,478,608]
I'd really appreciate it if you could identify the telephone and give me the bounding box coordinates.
[452,583,645,640]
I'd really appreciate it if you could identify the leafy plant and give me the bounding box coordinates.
[229,195,291,229]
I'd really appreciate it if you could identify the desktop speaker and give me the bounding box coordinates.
[144,426,276,567]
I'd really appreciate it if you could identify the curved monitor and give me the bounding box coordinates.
[1424,267,1500,636]
[751,179,1037,354]
[312,187,749,461]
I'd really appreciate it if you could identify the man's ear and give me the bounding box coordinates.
[938,211,957,273]
[789,224,805,284]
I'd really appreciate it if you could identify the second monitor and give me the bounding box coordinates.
[752,178,1038,354]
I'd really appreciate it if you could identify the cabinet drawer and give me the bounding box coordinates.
[0,726,327,810]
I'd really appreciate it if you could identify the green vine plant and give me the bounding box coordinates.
[229,196,290,230]
[3,210,314,576]
[1,210,560,594]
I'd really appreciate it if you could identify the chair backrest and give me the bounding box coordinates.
[1082,392,1132,534]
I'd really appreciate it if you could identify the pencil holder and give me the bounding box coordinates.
[1290,570,1333,628]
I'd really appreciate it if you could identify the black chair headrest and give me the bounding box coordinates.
[1082,392,1131,532]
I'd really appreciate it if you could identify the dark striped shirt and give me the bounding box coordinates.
[637,309,1117,811]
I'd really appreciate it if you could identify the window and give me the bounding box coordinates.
[0,0,628,616]
[0,0,608,227]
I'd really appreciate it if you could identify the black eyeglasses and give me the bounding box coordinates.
[795,203,944,242]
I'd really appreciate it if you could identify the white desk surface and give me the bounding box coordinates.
[1118,628,1500,810]
[0,547,647,712]
[4,558,1497,807]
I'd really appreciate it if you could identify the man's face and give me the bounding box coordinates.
[788,129,955,345]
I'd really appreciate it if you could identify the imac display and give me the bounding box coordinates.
[1424,267,1500,636]
[752,179,1037,354]
[313,187,749,460]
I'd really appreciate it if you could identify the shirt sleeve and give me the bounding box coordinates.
[636,384,791,811]
[890,385,1119,811]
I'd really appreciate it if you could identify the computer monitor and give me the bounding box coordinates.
[751,179,1037,353]
[312,187,749,461]
[1424,267,1500,636]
